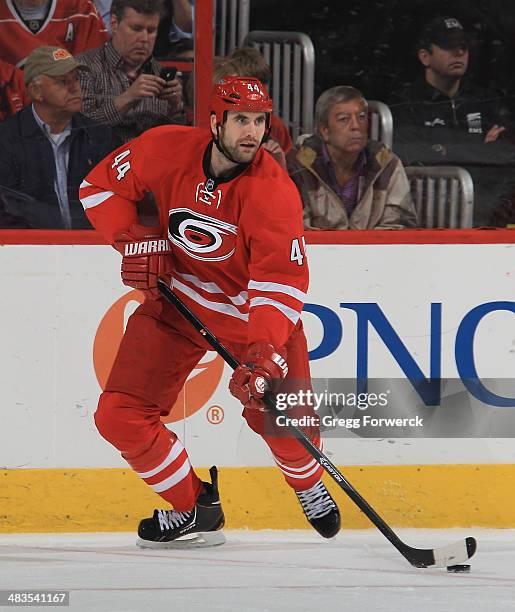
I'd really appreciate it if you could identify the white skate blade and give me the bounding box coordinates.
[136,530,226,550]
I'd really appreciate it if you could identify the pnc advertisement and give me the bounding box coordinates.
[3,242,515,467]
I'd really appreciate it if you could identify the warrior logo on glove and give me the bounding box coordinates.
[124,239,171,256]
[113,224,173,300]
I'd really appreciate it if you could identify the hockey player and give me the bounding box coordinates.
[79,76,340,547]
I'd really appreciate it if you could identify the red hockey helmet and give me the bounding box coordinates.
[210,76,273,127]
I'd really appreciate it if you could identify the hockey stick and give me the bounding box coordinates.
[158,279,477,568]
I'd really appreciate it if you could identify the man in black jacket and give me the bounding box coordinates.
[0,46,119,229]
[391,16,509,140]
[390,16,515,226]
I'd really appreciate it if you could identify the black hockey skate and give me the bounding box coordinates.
[295,480,340,538]
[137,466,225,549]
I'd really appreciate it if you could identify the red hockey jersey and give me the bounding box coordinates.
[80,126,309,348]
[0,0,108,67]
[0,59,30,121]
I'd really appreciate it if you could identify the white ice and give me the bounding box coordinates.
[1,529,514,612]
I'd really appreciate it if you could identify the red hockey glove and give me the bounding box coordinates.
[229,342,288,411]
[113,224,172,299]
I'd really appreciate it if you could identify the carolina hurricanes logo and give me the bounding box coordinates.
[168,208,237,262]
[253,376,267,395]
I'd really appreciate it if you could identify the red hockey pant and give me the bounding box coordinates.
[94,299,323,511]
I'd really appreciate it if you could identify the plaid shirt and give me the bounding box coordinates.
[76,41,184,143]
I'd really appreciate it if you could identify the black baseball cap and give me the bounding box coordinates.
[417,16,469,51]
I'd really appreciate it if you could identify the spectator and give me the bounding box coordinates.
[391,16,509,142]
[287,86,417,230]
[228,47,293,154]
[0,60,30,122]
[76,0,184,143]
[0,0,108,67]
[390,16,515,226]
[154,0,193,59]
[0,46,119,229]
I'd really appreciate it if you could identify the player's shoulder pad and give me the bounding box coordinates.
[137,125,210,159]
[243,150,303,220]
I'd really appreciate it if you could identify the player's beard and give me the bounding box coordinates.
[220,134,260,164]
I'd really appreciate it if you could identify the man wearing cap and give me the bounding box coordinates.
[391,16,509,142]
[390,16,515,226]
[0,46,119,229]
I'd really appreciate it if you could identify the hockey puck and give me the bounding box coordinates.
[446,564,471,573]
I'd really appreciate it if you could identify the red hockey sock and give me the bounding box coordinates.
[95,391,202,510]
[264,431,324,491]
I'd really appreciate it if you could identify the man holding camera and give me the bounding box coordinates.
[76,0,183,143]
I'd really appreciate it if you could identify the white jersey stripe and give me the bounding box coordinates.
[275,456,318,473]
[81,189,115,209]
[48,13,103,22]
[136,440,185,479]
[277,462,322,480]
[176,272,248,306]
[172,277,249,321]
[248,280,306,302]
[150,457,192,492]
[249,297,300,325]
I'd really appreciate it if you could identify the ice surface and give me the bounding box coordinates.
[1,529,514,612]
